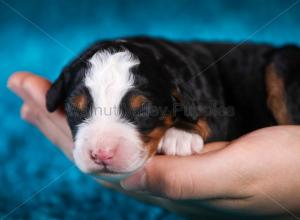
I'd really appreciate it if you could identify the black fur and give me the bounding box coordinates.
[46,36,300,142]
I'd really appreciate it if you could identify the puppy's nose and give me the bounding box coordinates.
[90,149,114,165]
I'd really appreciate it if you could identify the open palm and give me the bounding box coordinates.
[8,72,300,219]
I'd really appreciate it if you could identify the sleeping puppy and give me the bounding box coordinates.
[46,36,300,178]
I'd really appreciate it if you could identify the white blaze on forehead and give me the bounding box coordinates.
[85,50,140,114]
[72,49,146,175]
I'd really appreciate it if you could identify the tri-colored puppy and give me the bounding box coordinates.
[46,37,300,178]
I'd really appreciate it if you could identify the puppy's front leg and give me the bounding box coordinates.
[157,119,210,156]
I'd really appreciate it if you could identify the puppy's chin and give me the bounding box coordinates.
[72,147,150,181]
[89,164,146,182]
[75,160,148,181]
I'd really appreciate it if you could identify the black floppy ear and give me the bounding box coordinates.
[46,52,90,112]
[46,70,72,112]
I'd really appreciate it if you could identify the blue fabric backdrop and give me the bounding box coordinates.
[0,0,299,219]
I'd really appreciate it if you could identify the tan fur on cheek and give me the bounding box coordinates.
[141,115,174,157]
[195,119,211,141]
[143,127,168,157]
[164,115,174,126]
[265,64,291,124]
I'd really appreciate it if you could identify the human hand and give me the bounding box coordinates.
[8,72,300,219]
[7,72,73,159]
[121,127,300,219]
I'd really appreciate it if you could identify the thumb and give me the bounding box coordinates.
[121,142,245,200]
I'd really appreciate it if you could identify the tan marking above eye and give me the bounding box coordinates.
[130,95,147,109]
[72,95,87,111]
[265,64,291,124]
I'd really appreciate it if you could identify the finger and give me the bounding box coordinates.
[21,103,73,160]
[8,72,71,138]
[120,141,229,193]
[8,72,48,103]
[7,71,34,100]
[19,73,71,137]
[201,141,229,153]
[121,143,251,200]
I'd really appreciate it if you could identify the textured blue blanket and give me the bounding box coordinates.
[0,0,299,219]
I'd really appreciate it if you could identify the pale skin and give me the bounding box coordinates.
[7,72,300,220]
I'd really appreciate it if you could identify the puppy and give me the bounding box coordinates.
[46,36,300,178]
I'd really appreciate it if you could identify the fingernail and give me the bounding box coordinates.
[120,169,146,191]
[7,74,23,95]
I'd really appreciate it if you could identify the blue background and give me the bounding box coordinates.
[0,0,299,219]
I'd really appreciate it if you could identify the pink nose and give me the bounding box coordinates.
[90,149,114,165]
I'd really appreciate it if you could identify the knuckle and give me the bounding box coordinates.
[160,172,183,199]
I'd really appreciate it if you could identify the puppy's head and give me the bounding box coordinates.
[46,44,176,179]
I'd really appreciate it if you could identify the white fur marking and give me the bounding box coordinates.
[86,50,139,112]
[73,50,147,174]
[158,128,204,156]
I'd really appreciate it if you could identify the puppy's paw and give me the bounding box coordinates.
[157,127,203,156]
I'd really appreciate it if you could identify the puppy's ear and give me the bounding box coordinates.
[46,70,72,112]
